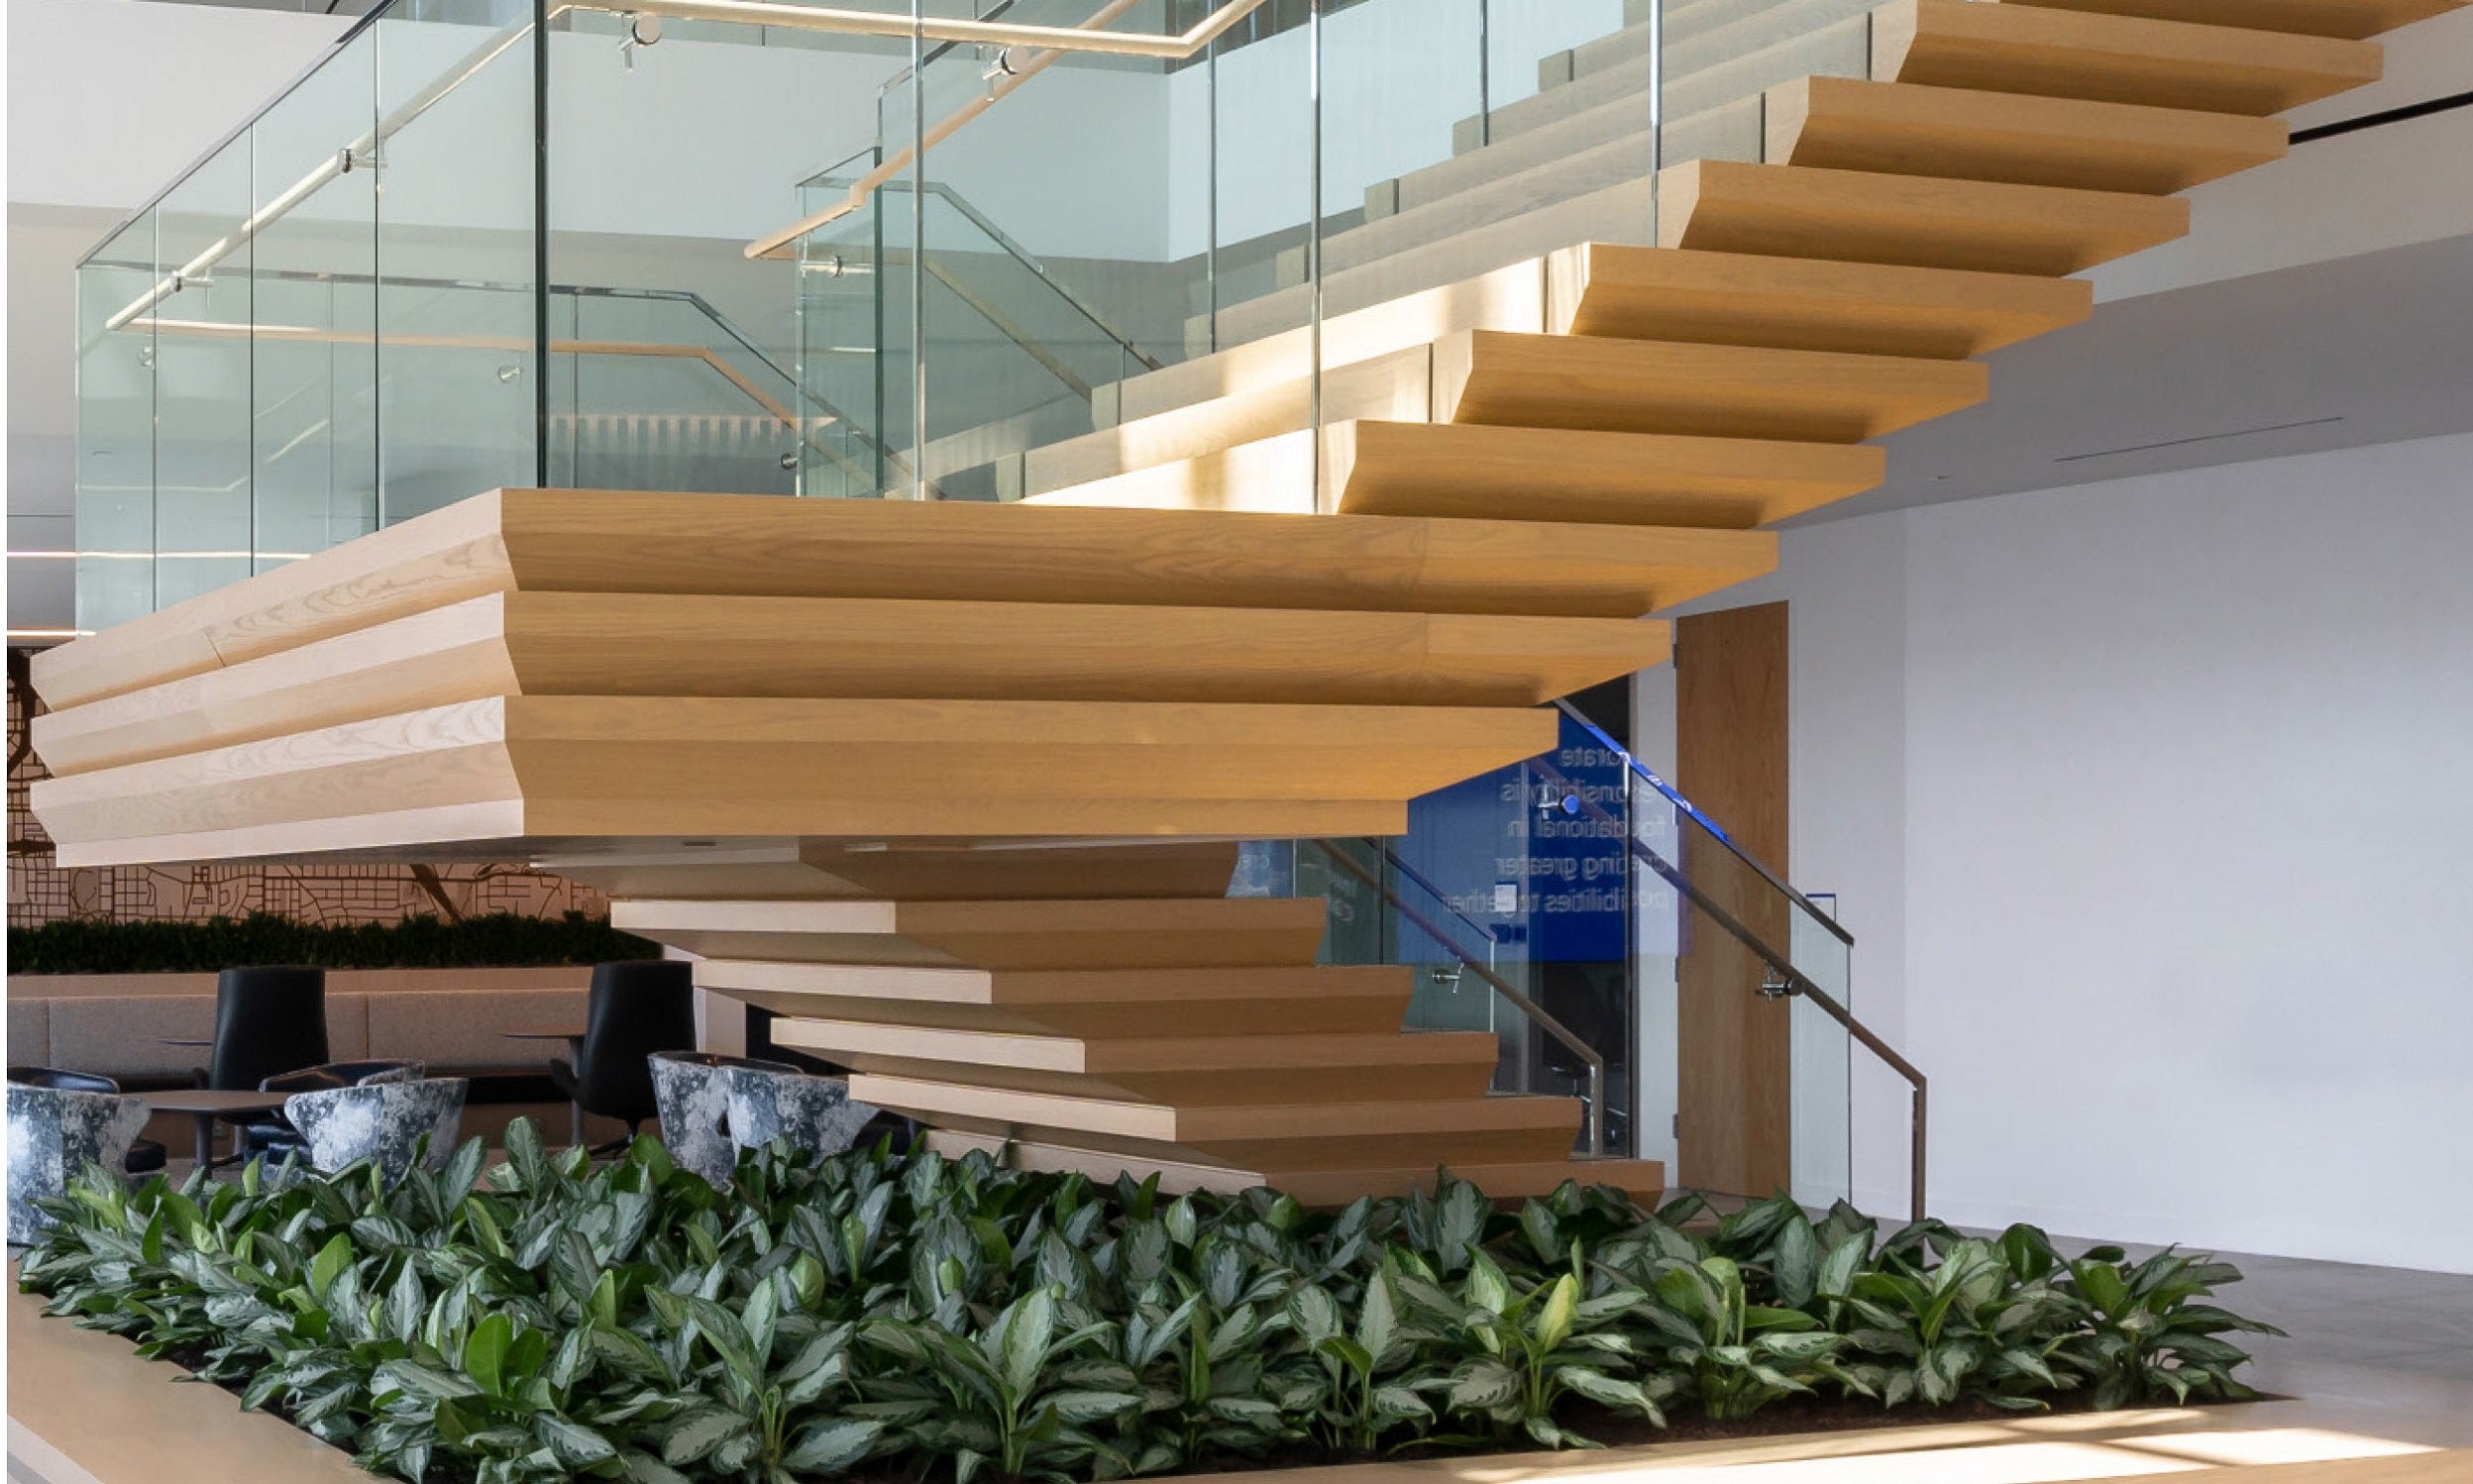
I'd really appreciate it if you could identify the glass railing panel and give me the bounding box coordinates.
[151,145,255,610]
[1789,898,1854,1210]
[1317,0,1654,329]
[796,156,904,499]
[1486,0,1640,114]
[1658,0,1873,177]
[250,26,381,568]
[546,0,909,495]
[74,213,160,634]
[1281,710,1648,1158]
[376,0,538,520]
[1545,703,1855,1206]
[889,1,1313,513]
[563,290,801,493]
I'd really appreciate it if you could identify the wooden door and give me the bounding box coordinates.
[1674,601,1792,1197]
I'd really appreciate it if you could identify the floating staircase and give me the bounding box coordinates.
[28,0,2458,1202]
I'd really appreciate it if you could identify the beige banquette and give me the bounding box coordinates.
[7,966,592,1084]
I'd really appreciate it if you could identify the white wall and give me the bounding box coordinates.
[1640,432,2473,1272]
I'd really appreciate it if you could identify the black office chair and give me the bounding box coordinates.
[197,966,329,1092]
[8,1067,168,1175]
[237,1060,422,1161]
[550,960,697,1153]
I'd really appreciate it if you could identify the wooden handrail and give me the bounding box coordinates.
[133,317,812,433]
[637,0,1271,59]
[741,0,1275,261]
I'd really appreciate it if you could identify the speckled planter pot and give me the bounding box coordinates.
[7,1085,149,1245]
[725,1065,879,1161]
[649,1053,743,1186]
[282,1078,469,1183]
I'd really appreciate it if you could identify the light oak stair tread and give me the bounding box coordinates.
[773,1017,1502,1075]
[616,895,1328,937]
[1557,243,2095,360]
[1667,0,1882,77]
[693,959,1415,1007]
[1438,328,1989,444]
[1027,348,1431,498]
[29,493,1796,716]
[546,839,1247,904]
[1331,420,1884,528]
[33,588,1681,776]
[33,695,1557,866]
[925,1130,1666,1205]
[847,1074,1586,1143]
[616,894,1330,971]
[1873,0,2384,116]
[1106,262,1550,426]
[1325,132,1656,276]
[707,984,1415,1040]
[1385,95,1656,222]
[1998,0,2467,43]
[1767,76,2291,195]
[1658,159,2191,277]
[1208,179,1657,348]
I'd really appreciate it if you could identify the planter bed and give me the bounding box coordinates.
[15,1130,2283,1484]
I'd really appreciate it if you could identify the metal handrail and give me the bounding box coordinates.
[1308,838,1608,1160]
[1527,755,1927,1222]
[1552,697,1854,948]
[913,182,1165,374]
[744,0,1277,259]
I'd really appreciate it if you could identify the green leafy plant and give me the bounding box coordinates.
[857,1286,1139,1483]
[1401,1245,1665,1447]
[6,909,655,976]
[2054,1245,2283,1409]
[1638,1255,1848,1420]
[19,1142,2282,1484]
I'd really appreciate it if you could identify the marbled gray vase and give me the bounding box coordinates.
[650,1052,742,1187]
[725,1066,879,1161]
[7,1084,149,1245]
[283,1078,468,1183]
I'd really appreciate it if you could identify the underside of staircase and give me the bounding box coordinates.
[28,0,2453,1202]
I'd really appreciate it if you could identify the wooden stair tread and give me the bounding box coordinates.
[1659,159,2191,277]
[850,1073,1584,1146]
[1998,0,2467,43]
[1768,75,2291,195]
[774,1017,1501,1074]
[34,695,1564,867]
[925,1129,1665,1205]
[29,492,1788,712]
[1558,243,2094,360]
[32,589,1682,776]
[614,894,1331,970]
[616,895,1328,936]
[708,985,1415,1040]
[1440,327,1989,443]
[1105,262,1551,426]
[1873,0,2384,116]
[1331,419,1884,527]
[694,959,1414,1007]
[548,840,1247,905]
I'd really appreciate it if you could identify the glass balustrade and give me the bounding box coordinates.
[1248,703,1858,1205]
[75,0,1710,606]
